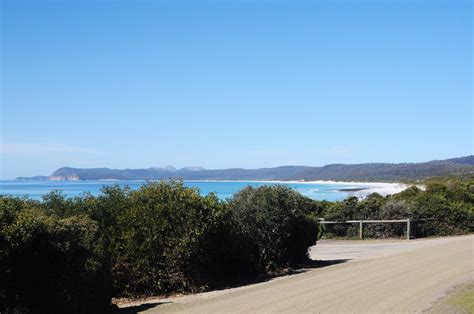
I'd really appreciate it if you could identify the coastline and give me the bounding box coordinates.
[280,180,408,197]
[180,179,409,197]
[4,179,409,198]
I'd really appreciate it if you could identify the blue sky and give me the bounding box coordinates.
[1,0,472,179]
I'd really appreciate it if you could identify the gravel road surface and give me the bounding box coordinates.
[120,235,473,313]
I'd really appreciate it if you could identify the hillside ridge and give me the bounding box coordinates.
[16,155,474,182]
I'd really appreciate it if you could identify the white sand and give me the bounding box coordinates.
[184,179,410,198]
[286,180,409,198]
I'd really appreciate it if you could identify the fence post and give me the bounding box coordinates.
[406,218,410,240]
[359,220,363,239]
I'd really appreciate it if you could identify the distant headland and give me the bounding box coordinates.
[16,155,474,182]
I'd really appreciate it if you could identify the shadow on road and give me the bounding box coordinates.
[117,302,172,314]
[287,258,351,274]
[115,259,349,313]
[305,258,351,268]
[201,258,351,290]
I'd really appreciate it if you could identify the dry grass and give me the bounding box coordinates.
[428,282,474,314]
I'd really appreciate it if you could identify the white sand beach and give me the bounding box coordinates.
[249,180,410,198]
[183,179,411,198]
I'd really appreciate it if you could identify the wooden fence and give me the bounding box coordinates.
[319,219,411,240]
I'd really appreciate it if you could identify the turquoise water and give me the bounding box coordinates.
[0,180,371,201]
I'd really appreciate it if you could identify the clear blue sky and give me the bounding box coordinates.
[1,0,472,179]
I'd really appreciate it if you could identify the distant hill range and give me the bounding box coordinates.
[16,155,474,182]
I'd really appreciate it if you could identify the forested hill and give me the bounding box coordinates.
[16,155,474,182]
[287,157,474,182]
[19,166,313,181]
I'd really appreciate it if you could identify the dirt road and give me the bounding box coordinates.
[120,235,473,313]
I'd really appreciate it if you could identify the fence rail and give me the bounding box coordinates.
[320,219,411,240]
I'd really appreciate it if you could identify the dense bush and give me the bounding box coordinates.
[0,181,320,312]
[2,176,471,312]
[0,198,112,314]
[228,186,319,272]
[320,177,474,238]
[110,181,225,296]
[110,183,319,294]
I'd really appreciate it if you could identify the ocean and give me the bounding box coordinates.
[0,180,389,201]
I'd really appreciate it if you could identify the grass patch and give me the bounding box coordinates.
[445,284,474,313]
[429,282,474,313]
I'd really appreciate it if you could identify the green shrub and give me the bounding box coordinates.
[228,185,319,272]
[0,201,112,313]
[5,182,432,310]
[3,176,471,311]
[185,203,248,286]
[321,178,474,238]
[109,180,224,296]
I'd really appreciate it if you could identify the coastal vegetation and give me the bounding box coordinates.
[0,182,318,313]
[1,176,472,313]
[289,156,474,182]
[318,175,474,238]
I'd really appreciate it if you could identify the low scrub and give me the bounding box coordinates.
[0,181,319,312]
[0,199,112,313]
[228,186,319,272]
[318,177,474,238]
[3,176,471,312]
